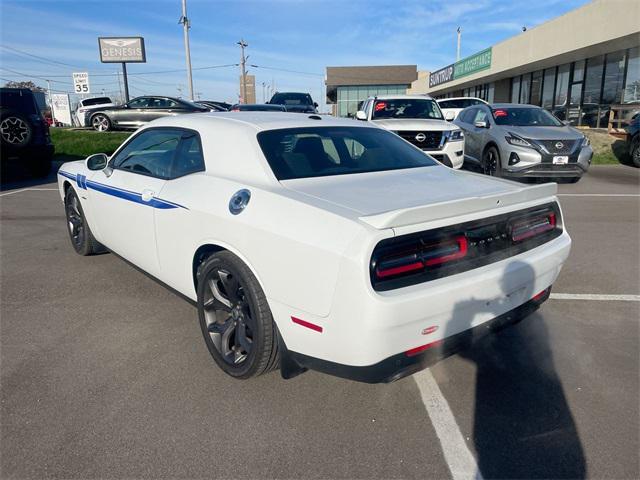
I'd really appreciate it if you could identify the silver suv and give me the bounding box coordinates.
[454,103,592,182]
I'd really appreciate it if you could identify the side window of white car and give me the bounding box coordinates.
[111,128,183,179]
[171,131,205,178]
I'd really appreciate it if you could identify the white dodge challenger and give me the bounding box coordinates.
[57,112,571,383]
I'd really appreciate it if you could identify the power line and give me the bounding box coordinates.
[0,63,239,78]
[0,44,110,71]
[249,64,324,77]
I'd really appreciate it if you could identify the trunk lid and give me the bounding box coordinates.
[281,166,557,229]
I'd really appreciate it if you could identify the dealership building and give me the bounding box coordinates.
[327,0,639,126]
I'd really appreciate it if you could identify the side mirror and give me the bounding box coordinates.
[355,110,367,121]
[474,120,489,129]
[562,120,570,126]
[314,102,319,108]
[86,153,108,171]
[445,111,455,121]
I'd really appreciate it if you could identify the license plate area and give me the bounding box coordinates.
[553,155,569,165]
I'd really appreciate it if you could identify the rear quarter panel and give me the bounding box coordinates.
[154,173,368,318]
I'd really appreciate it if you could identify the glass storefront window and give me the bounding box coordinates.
[573,60,585,83]
[520,73,531,104]
[555,63,570,109]
[584,55,604,105]
[542,68,556,109]
[623,47,639,103]
[487,83,495,103]
[511,76,520,103]
[602,50,626,105]
[530,70,543,106]
[336,85,409,117]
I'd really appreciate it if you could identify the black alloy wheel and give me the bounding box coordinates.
[632,137,640,168]
[0,114,33,147]
[483,146,502,177]
[64,188,104,255]
[197,251,279,379]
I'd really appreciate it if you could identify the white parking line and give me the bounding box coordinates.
[558,194,640,197]
[414,369,483,480]
[0,187,58,197]
[550,293,640,302]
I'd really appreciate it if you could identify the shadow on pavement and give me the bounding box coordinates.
[446,260,586,479]
[1,159,63,191]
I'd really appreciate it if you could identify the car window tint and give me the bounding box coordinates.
[257,126,438,180]
[112,129,183,179]
[128,98,150,108]
[472,109,488,124]
[172,132,205,178]
[460,107,477,124]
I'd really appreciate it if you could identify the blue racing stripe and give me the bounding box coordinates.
[58,170,187,210]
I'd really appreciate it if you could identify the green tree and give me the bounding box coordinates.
[2,80,46,92]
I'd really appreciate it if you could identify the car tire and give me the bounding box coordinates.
[0,111,33,148]
[64,187,105,255]
[482,145,502,177]
[91,114,111,132]
[196,251,279,379]
[631,136,640,168]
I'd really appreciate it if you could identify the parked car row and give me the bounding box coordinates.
[81,91,319,132]
[351,94,593,182]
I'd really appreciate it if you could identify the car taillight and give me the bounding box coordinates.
[375,235,468,279]
[370,202,562,291]
[510,211,556,242]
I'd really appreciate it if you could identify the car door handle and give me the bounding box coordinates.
[141,189,155,202]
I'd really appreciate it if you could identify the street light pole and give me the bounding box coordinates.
[456,26,462,61]
[179,0,194,100]
[237,39,248,104]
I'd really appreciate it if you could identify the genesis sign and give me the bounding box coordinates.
[429,47,492,88]
[98,37,146,63]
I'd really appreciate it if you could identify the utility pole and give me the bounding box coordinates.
[116,70,123,104]
[179,0,194,100]
[261,82,267,103]
[456,27,462,61]
[121,62,130,102]
[237,39,248,104]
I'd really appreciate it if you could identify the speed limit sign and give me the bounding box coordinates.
[72,72,90,94]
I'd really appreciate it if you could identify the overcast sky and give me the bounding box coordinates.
[1,0,589,107]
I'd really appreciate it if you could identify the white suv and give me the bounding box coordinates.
[356,95,465,169]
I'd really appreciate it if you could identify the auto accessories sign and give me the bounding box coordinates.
[98,37,146,63]
[454,47,492,79]
[429,47,492,87]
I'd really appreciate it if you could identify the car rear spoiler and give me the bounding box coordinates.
[358,182,558,229]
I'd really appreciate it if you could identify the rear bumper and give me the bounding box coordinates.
[272,229,571,372]
[283,289,549,383]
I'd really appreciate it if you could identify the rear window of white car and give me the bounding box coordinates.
[257,126,438,180]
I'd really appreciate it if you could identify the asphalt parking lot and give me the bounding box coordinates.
[1,164,638,479]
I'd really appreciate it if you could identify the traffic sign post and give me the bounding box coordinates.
[72,72,90,95]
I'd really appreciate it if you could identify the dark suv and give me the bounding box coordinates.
[1,88,54,177]
[268,92,318,113]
